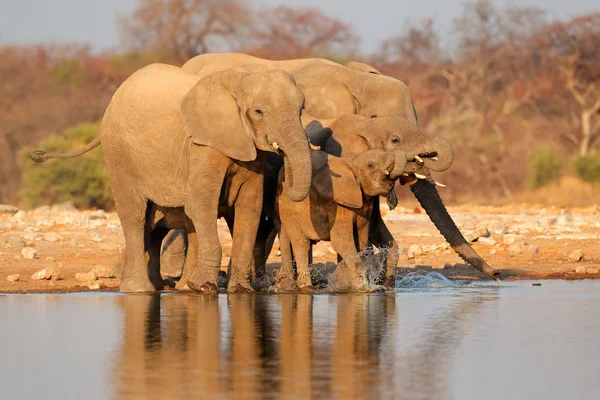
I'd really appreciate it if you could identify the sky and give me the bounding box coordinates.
[0,0,598,53]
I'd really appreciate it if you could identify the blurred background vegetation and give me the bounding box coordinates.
[1,0,600,209]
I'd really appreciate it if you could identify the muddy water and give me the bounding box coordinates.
[1,280,599,399]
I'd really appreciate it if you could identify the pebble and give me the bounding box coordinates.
[0,204,20,215]
[575,266,587,274]
[508,243,524,255]
[6,274,20,282]
[88,281,103,290]
[503,234,524,245]
[31,264,61,280]
[526,245,540,256]
[7,234,25,246]
[587,268,599,274]
[46,256,56,262]
[11,210,27,221]
[408,245,423,258]
[75,271,98,282]
[92,265,113,279]
[44,232,64,242]
[21,247,38,259]
[568,249,584,263]
[22,231,37,244]
[90,233,103,242]
[490,249,497,255]
[465,228,491,242]
[478,237,497,246]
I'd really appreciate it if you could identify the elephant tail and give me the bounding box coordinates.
[30,136,101,163]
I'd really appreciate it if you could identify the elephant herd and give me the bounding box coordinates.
[32,53,499,293]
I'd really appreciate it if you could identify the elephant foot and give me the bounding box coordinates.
[382,275,396,290]
[120,277,156,293]
[188,280,218,294]
[271,276,298,292]
[228,283,254,293]
[175,279,191,291]
[297,273,313,292]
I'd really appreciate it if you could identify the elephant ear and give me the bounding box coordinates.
[311,151,363,209]
[181,71,257,162]
[345,61,381,75]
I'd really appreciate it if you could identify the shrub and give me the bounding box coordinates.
[19,123,112,210]
[574,153,600,184]
[528,145,563,190]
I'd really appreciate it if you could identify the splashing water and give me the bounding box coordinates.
[396,271,459,289]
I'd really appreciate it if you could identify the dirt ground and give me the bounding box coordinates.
[1,202,599,293]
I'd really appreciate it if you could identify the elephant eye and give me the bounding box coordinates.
[367,161,375,170]
[371,115,377,118]
[249,108,264,120]
[391,137,401,145]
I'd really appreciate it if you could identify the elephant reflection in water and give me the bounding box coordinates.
[111,294,398,398]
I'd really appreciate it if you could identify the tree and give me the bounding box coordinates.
[541,13,600,155]
[246,6,358,60]
[119,0,251,63]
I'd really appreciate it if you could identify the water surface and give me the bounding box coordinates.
[1,280,599,399]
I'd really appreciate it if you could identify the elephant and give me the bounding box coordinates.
[275,149,407,292]
[31,63,312,293]
[180,53,499,280]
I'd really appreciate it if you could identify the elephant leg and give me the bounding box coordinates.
[148,226,168,290]
[252,217,275,290]
[176,218,197,291]
[228,180,263,293]
[331,223,367,292]
[185,154,228,294]
[287,231,312,291]
[116,195,156,293]
[370,209,399,288]
[274,229,297,291]
[160,229,187,279]
[111,247,127,280]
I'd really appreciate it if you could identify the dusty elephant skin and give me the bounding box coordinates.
[180,53,498,279]
[32,63,311,293]
[275,149,404,292]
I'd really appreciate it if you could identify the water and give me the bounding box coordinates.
[1,280,599,399]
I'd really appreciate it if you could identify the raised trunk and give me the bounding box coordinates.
[282,136,312,202]
[410,179,499,279]
[422,136,454,172]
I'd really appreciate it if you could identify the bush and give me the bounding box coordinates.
[19,123,112,210]
[574,153,600,184]
[529,145,563,190]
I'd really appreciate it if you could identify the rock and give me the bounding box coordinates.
[508,243,524,256]
[46,256,56,262]
[22,231,37,244]
[21,247,38,259]
[575,266,587,274]
[465,227,491,242]
[76,271,98,282]
[568,249,584,263]
[556,210,571,226]
[587,268,599,274]
[408,244,423,258]
[11,210,27,221]
[31,264,61,280]
[526,245,540,256]
[88,281,103,290]
[0,204,20,215]
[503,234,524,245]
[490,249,497,255]
[90,232,103,242]
[7,234,25,246]
[443,249,452,255]
[478,237,497,246]
[6,274,20,282]
[44,232,64,242]
[92,265,113,279]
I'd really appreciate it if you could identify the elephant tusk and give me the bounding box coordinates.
[432,156,439,161]
[402,173,409,177]
[309,143,321,150]
[435,181,446,188]
[414,155,424,163]
[272,142,279,150]
[414,173,427,179]
[385,170,390,176]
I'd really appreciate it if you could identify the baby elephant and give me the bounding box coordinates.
[275,149,407,291]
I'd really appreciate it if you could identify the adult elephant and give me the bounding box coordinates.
[32,64,311,292]
[180,54,499,280]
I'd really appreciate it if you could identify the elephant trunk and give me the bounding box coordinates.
[282,135,312,202]
[390,150,408,179]
[410,179,499,279]
[407,136,454,172]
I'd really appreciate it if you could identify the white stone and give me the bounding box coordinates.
[408,244,423,257]
[31,265,60,280]
[465,228,491,242]
[503,234,524,245]
[478,237,498,246]
[11,210,27,221]
[587,268,599,274]
[568,249,584,263]
[90,232,103,242]
[44,232,64,242]
[526,245,540,255]
[92,265,113,279]
[76,271,98,282]
[6,274,20,282]
[0,205,19,215]
[21,247,38,259]
[575,266,587,274]
[508,244,524,256]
